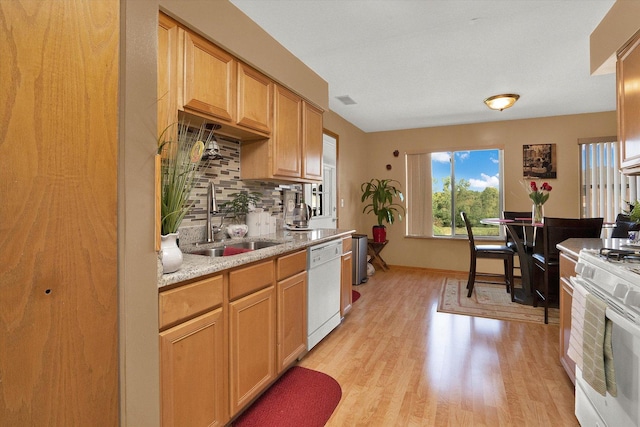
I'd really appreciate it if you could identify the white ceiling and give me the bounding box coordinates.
[229,0,617,133]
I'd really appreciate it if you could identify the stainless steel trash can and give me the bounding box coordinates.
[352,234,368,285]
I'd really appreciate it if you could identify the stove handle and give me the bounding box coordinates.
[606,308,640,339]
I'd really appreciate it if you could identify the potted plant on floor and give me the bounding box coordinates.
[361,178,405,242]
[158,121,214,273]
[221,191,262,238]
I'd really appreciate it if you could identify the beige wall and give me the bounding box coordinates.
[359,112,617,271]
[323,111,369,232]
[590,0,640,75]
[120,0,161,425]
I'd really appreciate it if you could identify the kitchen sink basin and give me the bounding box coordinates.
[187,241,282,257]
[189,248,226,257]
[227,241,281,250]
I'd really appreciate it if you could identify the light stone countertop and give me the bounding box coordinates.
[556,237,630,259]
[159,228,356,289]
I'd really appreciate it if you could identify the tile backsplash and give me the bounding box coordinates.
[180,134,301,230]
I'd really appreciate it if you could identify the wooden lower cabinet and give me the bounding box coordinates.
[559,252,577,384]
[341,251,353,316]
[229,285,277,415]
[160,308,227,427]
[159,244,347,423]
[277,271,308,372]
[341,236,353,316]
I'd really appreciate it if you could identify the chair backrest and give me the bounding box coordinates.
[611,213,638,238]
[540,217,603,262]
[460,211,476,249]
[503,211,531,243]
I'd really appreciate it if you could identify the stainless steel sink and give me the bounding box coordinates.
[227,241,281,250]
[187,241,281,257]
[188,247,225,257]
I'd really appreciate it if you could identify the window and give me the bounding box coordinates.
[580,137,640,224]
[406,149,504,238]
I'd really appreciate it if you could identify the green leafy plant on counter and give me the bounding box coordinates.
[220,191,262,224]
[158,121,215,235]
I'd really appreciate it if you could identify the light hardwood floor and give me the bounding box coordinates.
[298,267,578,427]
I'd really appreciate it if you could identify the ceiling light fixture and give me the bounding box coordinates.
[484,94,520,111]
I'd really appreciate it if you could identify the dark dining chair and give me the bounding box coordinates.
[611,213,638,238]
[461,212,515,299]
[532,217,603,323]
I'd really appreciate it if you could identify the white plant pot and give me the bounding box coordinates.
[227,224,249,239]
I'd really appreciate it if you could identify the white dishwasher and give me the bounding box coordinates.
[307,239,342,350]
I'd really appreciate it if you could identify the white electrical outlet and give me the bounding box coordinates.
[341,198,344,208]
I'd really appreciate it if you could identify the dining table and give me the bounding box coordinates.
[480,217,543,305]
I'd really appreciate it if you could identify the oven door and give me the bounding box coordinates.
[571,276,640,427]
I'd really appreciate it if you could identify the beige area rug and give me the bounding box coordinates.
[437,278,559,325]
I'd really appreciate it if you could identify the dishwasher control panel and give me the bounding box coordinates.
[308,240,342,269]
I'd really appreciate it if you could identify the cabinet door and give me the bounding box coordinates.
[341,252,353,316]
[277,271,307,372]
[559,252,576,384]
[273,85,302,178]
[618,32,640,174]
[1,1,119,424]
[229,286,276,414]
[559,277,575,385]
[182,29,236,122]
[237,62,272,134]
[303,101,323,180]
[158,13,179,137]
[160,308,227,427]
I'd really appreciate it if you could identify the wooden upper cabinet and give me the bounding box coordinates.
[618,31,640,175]
[303,101,323,180]
[181,28,236,123]
[241,84,323,183]
[157,13,323,182]
[237,62,272,134]
[158,13,179,137]
[273,85,303,178]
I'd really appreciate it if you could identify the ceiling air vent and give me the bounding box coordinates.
[336,95,357,105]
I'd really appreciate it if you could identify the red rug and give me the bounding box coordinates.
[352,290,361,303]
[232,366,341,427]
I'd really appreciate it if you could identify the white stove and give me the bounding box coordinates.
[576,249,640,322]
[572,248,640,427]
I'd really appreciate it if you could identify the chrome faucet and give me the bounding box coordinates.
[206,182,225,242]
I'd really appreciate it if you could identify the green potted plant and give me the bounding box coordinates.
[157,121,213,273]
[361,178,405,242]
[220,191,262,238]
[630,202,640,224]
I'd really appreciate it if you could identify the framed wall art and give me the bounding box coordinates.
[523,143,557,179]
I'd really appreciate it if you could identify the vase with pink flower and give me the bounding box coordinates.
[526,181,552,224]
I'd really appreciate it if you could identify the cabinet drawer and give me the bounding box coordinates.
[276,250,307,281]
[342,236,352,253]
[229,260,275,300]
[559,253,577,280]
[159,275,224,329]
